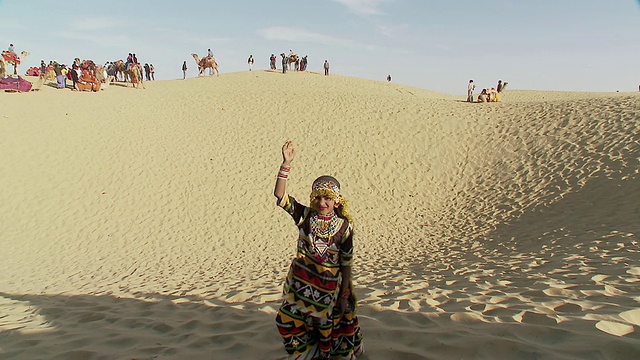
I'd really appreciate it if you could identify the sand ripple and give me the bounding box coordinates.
[1,73,639,359]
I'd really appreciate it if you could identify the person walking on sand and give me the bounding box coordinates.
[387,74,392,82]
[324,60,330,76]
[248,55,254,71]
[182,61,187,79]
[149,64,155,80]
[273,140,364,360]
[467,79,476,102]
[497,80,504,93]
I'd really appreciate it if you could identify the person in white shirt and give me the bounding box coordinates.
[248,55,254,71]
[467,80,476,102]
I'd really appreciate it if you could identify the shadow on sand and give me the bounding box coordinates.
[1,287,639,359]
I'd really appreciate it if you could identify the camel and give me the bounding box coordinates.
[77,70,101,92]
[114,60,128,82]
[125,63,144,89]
[191,53,219,76]
[1,50,29,76]
[288,54,300,71]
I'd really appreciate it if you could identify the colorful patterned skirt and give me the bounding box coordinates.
[276,299,364,360]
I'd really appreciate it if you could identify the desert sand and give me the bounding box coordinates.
[0,71,639,359]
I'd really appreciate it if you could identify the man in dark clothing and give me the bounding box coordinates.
[281,53,287,74]
[144,63,151,81]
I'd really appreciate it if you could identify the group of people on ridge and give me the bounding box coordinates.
[38,57,104,91]
[467,79,507,103]
[5,41,155,91]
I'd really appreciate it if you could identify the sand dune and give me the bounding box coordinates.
[1,71,639,359]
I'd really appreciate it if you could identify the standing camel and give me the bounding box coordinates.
[126,63,145,89]
[191,53,219,76]
[288,54,299,71]
[114,60,128,82]
[1,50,29,75]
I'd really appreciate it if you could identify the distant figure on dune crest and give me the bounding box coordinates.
[467,79,475,102]
[324,60,330,76]
[497,80,508,93]
[247,55,254,71]
[273,140,364,360]
[207,49,214,75]
[280,53,287,73]
[182,61,187,79]
[387,74,392,82]
[270,54,276,70]
[39,60,46,79]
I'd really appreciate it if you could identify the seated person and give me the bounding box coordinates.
[489,87,497,102]
[477,89,488,102]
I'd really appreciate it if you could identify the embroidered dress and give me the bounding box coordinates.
[276,194,364,359]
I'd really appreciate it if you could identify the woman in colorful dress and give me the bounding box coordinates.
[273,140,364,360]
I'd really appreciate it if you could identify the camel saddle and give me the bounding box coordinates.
[2,50,20,64]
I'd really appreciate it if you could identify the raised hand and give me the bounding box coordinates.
[282,140,295,165]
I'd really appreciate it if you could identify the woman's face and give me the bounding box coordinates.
[312,195,336,215]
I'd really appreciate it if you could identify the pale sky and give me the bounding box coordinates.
[1,0,639,94]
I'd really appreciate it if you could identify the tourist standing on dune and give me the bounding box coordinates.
[270,54,276,70]
[468,79,476,102]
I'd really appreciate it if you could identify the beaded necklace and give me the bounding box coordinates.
[310,212,341,262]
[310,212,340,239]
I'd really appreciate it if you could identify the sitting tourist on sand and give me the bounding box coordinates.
[477,89,488,102]
[489,87,500,102]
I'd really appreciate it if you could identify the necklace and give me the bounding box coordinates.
[310,212,340,239]
[310,212,341,262]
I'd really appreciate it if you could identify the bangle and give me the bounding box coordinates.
[277,165,290,180]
